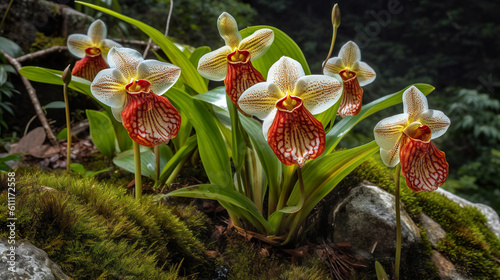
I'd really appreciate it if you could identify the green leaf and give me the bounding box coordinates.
[0,67,7,85]
[324,83,434,154]
[157,135,197,187]
[166,184,270,233]
[44,101,66,109]
[375,261,390,280]
[239,26,311,78]
[166,88,233,188]
[0,37,24,57]
[113,146,157,179]
[19,66,92,96]
[57,128,67,140]
[86,109,116,159]
[76,1,207,94]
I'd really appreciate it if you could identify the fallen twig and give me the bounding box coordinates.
[1,50,59,146]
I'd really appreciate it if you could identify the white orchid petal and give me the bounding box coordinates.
[91,68,127,108]
[418,109,451,140]
[217,12,242,49]
[374,113,408,150]
[267,56,305,93]
[100,39,122,61]
[355,61,376,86]
[107,47,143,80]
[338,41,361,67]
[323,57,345,76]
[238,29,274,61]
[111,105,124,122]
[67,34,91,58]
[380,144,401,167]
[87,20,106,45]
[197,46,232,81]
[293,75,343,115]
[403,86,429,121]
[262,110,277,140]
[137,60,181,95]
[239,82,284,119]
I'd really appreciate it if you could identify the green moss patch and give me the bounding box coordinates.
[0,168,215,279]
[354,158,500,279]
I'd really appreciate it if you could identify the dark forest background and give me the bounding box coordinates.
[2,0,499,210]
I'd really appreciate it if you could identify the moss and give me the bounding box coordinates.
[218,235,330,280]
[30,32,66,52]
[353,157,500,279]
[0,168,217,279]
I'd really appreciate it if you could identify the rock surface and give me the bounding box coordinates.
[331,181,421,262]
[0,238,70,280]
[436,188,500,238]
[419,213,446,248]
[430,251,471,280]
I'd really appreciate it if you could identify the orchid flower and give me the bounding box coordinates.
[323,41,376,117]
[91,47,181,147]
[374,86,450,192]
[67,20,122,81]
[198,12,274,113]
[239,56,343,167]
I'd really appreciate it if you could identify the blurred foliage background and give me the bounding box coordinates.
[1,0,499,210]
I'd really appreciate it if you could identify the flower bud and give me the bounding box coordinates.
[62,64,72,85]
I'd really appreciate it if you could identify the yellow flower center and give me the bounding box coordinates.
[85,46,102,57]
[125,79,151,95]
[228,49,250,63]
[282,93,297,111]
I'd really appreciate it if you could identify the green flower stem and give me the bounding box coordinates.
[395,163,402,280]
[154,145,160,181]
[164,155,188,188]
[322,4,341,72]
[62,65,72,174]
[133,141,142,200]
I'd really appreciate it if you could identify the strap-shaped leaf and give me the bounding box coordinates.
[239,26,311,78]
[166,184,271,233]
[19,66,91,95]
[324,83,435,154]
[156,135,197,187]
[76,1,207,94]
[86,109,116,159]
[166,88,233,188]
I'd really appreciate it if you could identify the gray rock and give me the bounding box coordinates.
[430,251,471,280]
[331,181,421,262]
[419,213,446,248]
[0,238,70,280]
[436,188,500,238]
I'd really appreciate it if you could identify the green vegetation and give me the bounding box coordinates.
[353,158,500,279]
[0,168,215,279]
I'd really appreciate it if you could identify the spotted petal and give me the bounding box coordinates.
[197,46,232,81]
[293,75,342,115]
[374,113,408,150]
[239,82,284,119]
[417,109,451,140]
[121,93,181,147]
[239,29,274,61]
[323,57,344,77]
[379,137,402,167]
[137,60,181,95]
[338,41,361,68]
[88,20,106,46]
[355,61,376,86]
[107,47,143,81]
[267,57,305,93]
[67,34,92,58]
[91,68,127,108]
[100,39,122,60]
[400,137,448,192]
[403,86,428,122]
[217,12,241,49]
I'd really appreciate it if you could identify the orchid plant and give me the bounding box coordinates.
[373,85,450,279]
[18,1,449,252]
